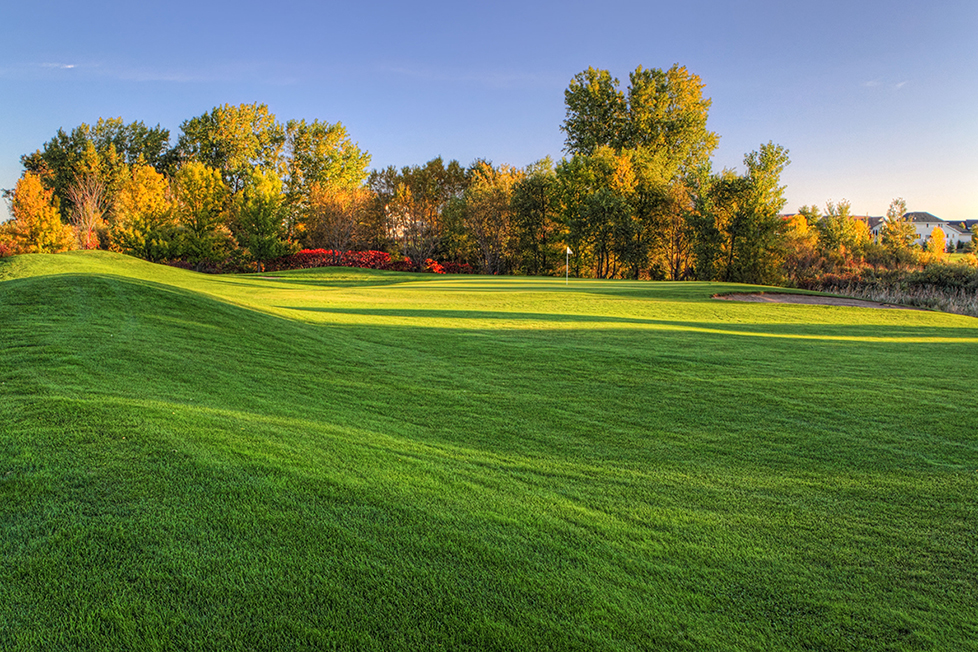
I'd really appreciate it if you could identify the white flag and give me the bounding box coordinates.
[566,247,573,254]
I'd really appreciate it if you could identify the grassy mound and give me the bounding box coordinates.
[1,251,976,650]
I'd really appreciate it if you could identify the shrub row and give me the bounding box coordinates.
[264,249,473,275]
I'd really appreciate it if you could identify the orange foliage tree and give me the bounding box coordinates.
[5,173,76,253]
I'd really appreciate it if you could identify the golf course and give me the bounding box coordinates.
[1,250,976,650]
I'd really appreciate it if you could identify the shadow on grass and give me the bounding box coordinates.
[282,305,978,342]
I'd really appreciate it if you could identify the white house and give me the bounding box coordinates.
[905,212,972,249]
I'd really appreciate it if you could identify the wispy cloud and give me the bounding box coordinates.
[862,79,910,91]
[0,59,286,84]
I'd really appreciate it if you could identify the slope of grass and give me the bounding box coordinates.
[1,251,976,651]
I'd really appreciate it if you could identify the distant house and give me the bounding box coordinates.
[859,216,885,238]
[782,211,973,249]
[904,212,972,248]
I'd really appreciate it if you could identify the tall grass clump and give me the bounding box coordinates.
[815,260,978,316]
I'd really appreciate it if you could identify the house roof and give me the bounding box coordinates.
[905,211,943,223]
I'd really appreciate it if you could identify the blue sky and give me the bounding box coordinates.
[2,0,976,221]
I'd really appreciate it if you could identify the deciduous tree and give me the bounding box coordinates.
[879,197,918,266]
[283,119,371,237]
[176,103,285,193]
[302,184,373,256]
[511,158,561,276]
[462,161,523,275]
[21,117,170,220]
[562,64,718,173]
[6,173,75,253]
[111,162,175,261]
[378,158,467,268]
[925,226,947,260]
[171,162,231,268]
[815,200,870,269]
[233,169,292,271]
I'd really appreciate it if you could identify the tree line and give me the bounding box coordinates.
[3,65,973,280]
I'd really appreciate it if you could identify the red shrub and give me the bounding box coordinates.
[267,249,461,273]
[440,261,473,274]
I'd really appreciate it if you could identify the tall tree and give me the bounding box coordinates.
[462,162,524,275]
[725,142,790,284]
[562,64,718,172]
[556,146,644,278]
[511,158,562,276]
[624,65,718,172]
[176,103,285,193]
[561,68,626,156]
[21,117,170,220]
[378,158,467,268]
[283,119,371,238]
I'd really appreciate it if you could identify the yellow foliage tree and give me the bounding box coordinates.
[924,226,947,263]
[7,173,76,253]
[463,162,524,274]
[111,162,174,260]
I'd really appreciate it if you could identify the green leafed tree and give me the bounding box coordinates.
[171,162,231,268]
[726,142,791,284]
[561,68,627,157]
[283,119,371,233]
[879,197,918,266]
[815,200,870,269]
[511,158,562,276]
[21,117,171,221]
[623,65,718,172]
[176,103,285,193]
[233,169,293,271]
[562,64,718,174]
[685,143,789,283]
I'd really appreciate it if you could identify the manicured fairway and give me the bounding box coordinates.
[1,251,976,651]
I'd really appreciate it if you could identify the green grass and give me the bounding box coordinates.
[1,250,976,651]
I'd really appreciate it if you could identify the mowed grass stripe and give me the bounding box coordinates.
[1,251,975,650]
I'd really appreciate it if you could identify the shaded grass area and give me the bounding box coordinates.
[1,251,976,650]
